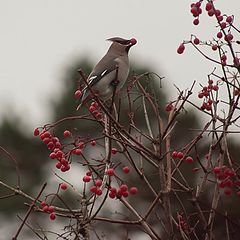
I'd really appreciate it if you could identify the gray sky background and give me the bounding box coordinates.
[0,0,239,130]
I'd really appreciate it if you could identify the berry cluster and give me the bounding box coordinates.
[82,166,138,199]
[88,101,102,120]
[213,166,240,196]
[198,79,218,111]
[41,201,56,221]
[190,1,202,25]
[190,1,224,26]
[178,0,240,69]
[34,128,88,173]
[108,185,138,199]
[172,151,194,164]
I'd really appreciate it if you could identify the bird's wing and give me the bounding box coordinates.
[81,56,119,95]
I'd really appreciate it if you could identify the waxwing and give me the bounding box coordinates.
[77,37,137,110]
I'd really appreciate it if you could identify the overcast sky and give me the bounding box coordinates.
[0,0,239,130]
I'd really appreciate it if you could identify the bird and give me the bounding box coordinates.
[77,37,137,110]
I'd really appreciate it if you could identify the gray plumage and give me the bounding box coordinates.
[77,37,137,110]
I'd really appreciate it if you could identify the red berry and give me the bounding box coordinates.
[185,156,193,164]
[77,142,85,149]
[203,86,208,91]
[219,181,226,188]
[213,85,219,91]
[56,150,63,158]
[63,130,71,137]
[73,148,82,155]
[226,16,233,24]
[95,112,102,119]
[55,141,62,149]
[47,143,55,150]
[177,152,184,159]
[208,79,214,84]
[212,44,218,51]
[40,131,51,139]
[217,32,223,39]
[225,33,233,42]
[83,175,91,182]
[213,166,221,174]
[120,184,128,192]
[109,192,116,199]
[205,104,212,111]
[198,92,204,98]
[122,191,129,198]
[43,137,51,145]
[110,187,117,193]
[96,188,102,196]
[74,89,82,98]
[41,201,47,207]
[61,164,70,172]
[48,206,54,213]
[34,128,40,136]
[49,213,56,220]
[49,152,56,159]
[111,148,118,155]
[177,43,185,54]
[91,101,98,108]
[90,186,97,193]
[217,15,223,22]
[217,172,227,180]
[95,179,102,187]
[193,18,199,25]
[215,9,221,17]
[193,37,200,45]
[60,183,67,190]
[106,168,114,176]
[172,151,178,158]
[91,140,96,146]
[220,22,227,29]
[56,162,62,169]
[117,189,123,197]
[195,2,201,8]
[208,99,213,105]
[130,187,138,195]
[191,6,198,16]
[221,61,226,66]
[221,55,227,62]
[205,2,213,11]
[89,105,96,112]
[123,166,130,174]
[202,90,209,97]
[61,158,69,166]
[165,103,174,112]
[43,205,49,212]
[208,9,214,17]
[224,168,235,177]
